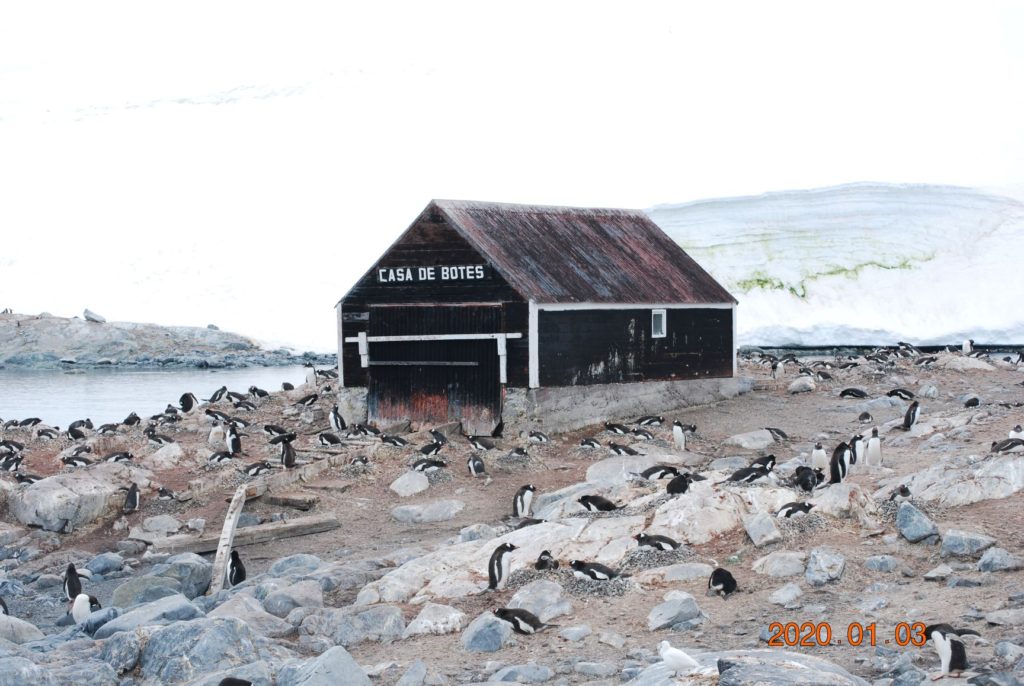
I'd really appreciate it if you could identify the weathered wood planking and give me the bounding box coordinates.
[206,484,249,594]
[155,513,341,556]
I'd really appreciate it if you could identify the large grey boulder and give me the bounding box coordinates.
[47,662,118,686]
[402,603,468,638]
[896,502,938,543]
[0,657,58,686]
[277,646,370,686]
[647,592,702,631]
[111,575,181,607]
[94,593,205,639]
[724,429,775,450]
[492,663,554,683]
[769,583,803,606]
[0,615,44,644]
[269,554,322,577]
[390,472,429,497]
[298,605,405,647]
[787,377,816,394]
[86,552,124,576]
[181,661,275,686]
[391,500,464,523]
[147,552,212,599]
[941,529,996,558]
[394,659,428,686]
[805,548,845,586]
[100,629,144,676]
[209,593,293,638]
[9,463,151,531]
[264,580,324,618]
[752,551,806,577]
[986,609,1024,626]
[507,580,573,623]
[462,612,514,652]
[716,650,869,685]
[979,548,1023,572]
[743,512,782,547]
[139,617,260,684]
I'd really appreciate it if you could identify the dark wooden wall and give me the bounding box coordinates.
[341,211,527,387]
[538,308,733,386]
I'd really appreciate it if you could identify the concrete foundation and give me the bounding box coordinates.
[338,376,753,436]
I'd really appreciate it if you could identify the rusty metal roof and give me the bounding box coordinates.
[433,199,736,305]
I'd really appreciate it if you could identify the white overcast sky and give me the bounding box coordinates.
[1,1,1022,351]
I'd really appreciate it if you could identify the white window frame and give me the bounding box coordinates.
[651,309,667,338]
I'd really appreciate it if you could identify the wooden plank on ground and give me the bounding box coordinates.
[206,484,249,595]
[154,513,341,556]
[265,492,319,511]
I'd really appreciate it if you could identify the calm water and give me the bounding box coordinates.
[0,366,312,429]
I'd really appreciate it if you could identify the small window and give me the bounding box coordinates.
[651,309,666,338]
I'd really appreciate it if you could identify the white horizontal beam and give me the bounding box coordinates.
[344,333,522,343]
[536,302,734,311]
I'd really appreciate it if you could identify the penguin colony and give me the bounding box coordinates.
[1,342,1021,681]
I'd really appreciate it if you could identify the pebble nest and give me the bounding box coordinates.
[425,469,454,486]
[565,490,673,520]
[504,568,637,598]
[876,497,949,523]
[619,545,696,572]
[493,453,532,471]
[778,512,830,538]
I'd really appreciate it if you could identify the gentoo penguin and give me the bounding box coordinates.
[228,416,251,429]
[205,408,230,423]
[65,426,87,441]
[795,467,824,493]
[206,386,227,403]
[293,393,318,407]
[579,437,601,449]
[777,502,814,518]
[924,624,979,680]
[672,420,686,450]
[528,430,549,443]
[770,359,780,379]
[569,559,623,580]
[512,485,536,517]
[429,429,449,445]
[62,454,92,468]
[225,424,242,455]
[751,454,776,472]
[764,427,788,441]
[122,412,140,426]
[991,438,1024,454]
[158,487,175,500]
[840,388,868,399]
[96,423,119,435]
[248,385,269,398]
[418,442,443,456]
[228,550,246,586]
[810,442,829,472]
[578,495,619,512]
[849,434,864,466]
[902,401,920,431]
[859,411,873,424]
[37,427,59,440]
[814,370,832,382]
[63,563,82,601]
[634,532,680,550]
[0,597,7,615]
[516,518,544,529]
[829,442,852,484]
[318,432,342,446]
[467,454,486,477]
[412,458,446,472]
[534,550,559,570]
[329,406,346,432]
[658,640,699,677]
[487,542,517,590]
[282,382,295,391]
[888,484,911,501]
[962,339,974,354]
[226,391,247,403]
[71,593,101,624]
[381,434,409,447]
[122,483,140,513]
[104,451,134,463]
[637,415,664,426]
[144,427,174,446]
[350,455,369,466]
[604,422,630,434]
[1010,425,1024,440]
[234,400,256,412]
[964,396,980,408]
[208,451,234,465]
[608,443,638,456]
[14,472,42,484]
[864,428,882,466]
[68,418,92,431]
[493,607,556,634]
[217,678,254,686]
[888,388,915,401]
[19,417,42,427]
[639,465,679,480]
[280,441,296,469]
[666,473,692,495]
[631,428,654,440]
[708,567,737,598]
[179,393,200,413]
[0,455,24,472]
[243,461,274,477]
[467,435,495,451]
[263,424,288,437]
[717,465,771,485]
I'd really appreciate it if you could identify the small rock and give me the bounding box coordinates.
[788,377,816,394]
[83,309,106,323]
[463,612,514,652]
[769,582,803,606]
[724,429,775,450]
[491,663,554,683]
[395,659,429,686]
[142,514,182,535]
[86,552,124,576]
[392,500,465,523]
[743,512,783,547]
[994,641,1024,665]
[941,529,997,558]
[559,625,591,642]
[918,384,939,399]
[947,577,986,588]
[268,554,322,576]
[896,503,938,543]
[277,645,371,686]
[986,609,1024,626]
[865,555,899,572]
[979,548,1023,572]
[805,548,845,586]
[857,596,888,612]
[0,614,45,643]
[598,632,626,649]
[459,523,500,542]
[647,593,702,631]
[508,580,573,623]
[403,603,468,638]
[263,579,324,618]
[573,662,616,678]
[390,471,430,498]
[752,551,807,578]
[923,564,953,581]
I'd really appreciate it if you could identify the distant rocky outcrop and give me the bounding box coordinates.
[0,312,333,369]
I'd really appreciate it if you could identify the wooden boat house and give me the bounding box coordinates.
[336,200,738,435]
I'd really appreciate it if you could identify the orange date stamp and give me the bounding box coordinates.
[766,621,929,648]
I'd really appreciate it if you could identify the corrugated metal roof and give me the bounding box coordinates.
[433,199,736,305]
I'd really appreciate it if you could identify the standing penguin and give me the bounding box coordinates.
[122,483,140,514]
[513,484,536,517]
[848,434,864,467]
[228,550,246,586]
[329,405,346,432]
[71,593,101,624]
[225,424,242,455]
[63,563,82,601]
[487,542,517,590]
[864,428,882,466]
[179,393,200,413]
[280,440,296,469]
[810,442,829,472]
[902,401,920,431]
[467,454,486,477]
[829,442,851,484]
[924,624,979,680]
[672,420,686,450]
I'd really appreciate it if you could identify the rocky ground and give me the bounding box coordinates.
[0,349,1022,685]
[0,311,333,368]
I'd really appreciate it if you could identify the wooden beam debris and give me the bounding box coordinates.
[156,513,341,557]
[206,484,249,595]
